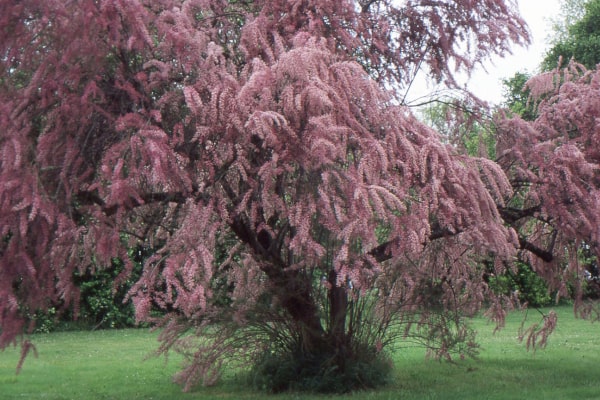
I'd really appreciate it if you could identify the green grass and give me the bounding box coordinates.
[1,307,599,399]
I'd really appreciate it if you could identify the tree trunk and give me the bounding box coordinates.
[328,270,349,369]
[271,269,350,363]
[328,270,348,340]
[273,269,326,352]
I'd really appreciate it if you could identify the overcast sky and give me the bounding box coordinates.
[465,0,563,104]
[406,0,563,105]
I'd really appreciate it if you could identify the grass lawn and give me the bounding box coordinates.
[1,306,599,399]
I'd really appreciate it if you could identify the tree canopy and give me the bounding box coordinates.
[1,0,599,393]
[543,0,600,70]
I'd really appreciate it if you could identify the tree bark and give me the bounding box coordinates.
[328,270,348,341]
[327,270,349,367]
[275,270,326,352]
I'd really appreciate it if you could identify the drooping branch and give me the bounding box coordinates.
[497,204,557,262]
[498,205,542,224]
[369,214,555,265]
[75,187,205,217]
[368,224,462,263]
[517,236,554,263]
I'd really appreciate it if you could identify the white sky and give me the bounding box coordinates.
[407,0,563,105]
[465,0,563,104]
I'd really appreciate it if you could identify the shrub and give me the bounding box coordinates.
[249,340,393,394]
[73,259,140,329]
[29,249,146,333]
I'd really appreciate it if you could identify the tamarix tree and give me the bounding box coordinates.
[2,0,599,393]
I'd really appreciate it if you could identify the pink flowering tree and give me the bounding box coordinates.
[495,63,600,315]
[4,0,596,393]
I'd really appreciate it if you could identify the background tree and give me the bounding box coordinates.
[550,0,588,42]
[4,0,598,394]
[502,72,537,121]
[543,0,600,70]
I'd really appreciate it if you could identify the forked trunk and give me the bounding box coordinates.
[275,269,351,365]
[273,269,326,350]
[257,267,390,392]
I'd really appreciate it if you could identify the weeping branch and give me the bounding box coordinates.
[368,223,461,263]
[498,205,542,224]
[75,189,194,216]
[498,205,555,262]
[517,236,554,263]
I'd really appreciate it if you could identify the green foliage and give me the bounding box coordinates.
[543,0,600,70]
[29,308,58,334]
[488,263,552,307]
[579,244,600,299]
[419,100,496,158]
[72,258,142,330]
[30,249,146,333]
[501,72,538,121]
